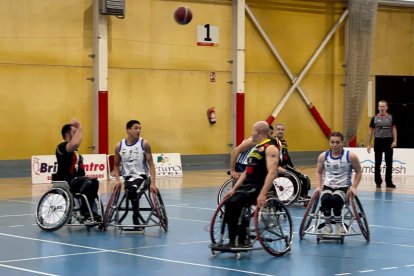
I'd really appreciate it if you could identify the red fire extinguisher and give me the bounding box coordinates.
[207,107,216,124]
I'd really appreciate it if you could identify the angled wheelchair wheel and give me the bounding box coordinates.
[350,194,370,242]
[299,189,320,239]
[217,178,235,206]
[255,197,293,257]
[273,170,301,206]
[210,198,229,246]
[36,187,73,231]
[151,190,168,231]
[101,183,121,230]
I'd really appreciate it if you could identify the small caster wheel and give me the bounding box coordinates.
[317,237,320,244]
[235,253,241,259]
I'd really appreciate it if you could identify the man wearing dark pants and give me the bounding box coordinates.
[114,120,158,232]
[274,123,310,198]
[367,100,397,189]
[223,121,279,248]
[53,118,100,220]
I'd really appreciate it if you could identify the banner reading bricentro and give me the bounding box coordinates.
[31,154,108,184]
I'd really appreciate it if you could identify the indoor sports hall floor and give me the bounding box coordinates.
[0,168,414,276]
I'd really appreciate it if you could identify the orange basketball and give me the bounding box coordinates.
[174,6,193,25]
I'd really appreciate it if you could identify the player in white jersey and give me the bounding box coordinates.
[315,132,362,235]
[114,120,157,228]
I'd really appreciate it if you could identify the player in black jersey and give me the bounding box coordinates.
[223,121,279,248]
[52,118,99,220]
[274,123,310,198]
[229,125,274,180]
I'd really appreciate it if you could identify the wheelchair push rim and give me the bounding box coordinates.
[350,194,370,242]
[254,197,293,257]
[36,187,73,232]
[210,197,229,246]
[151,190,168,231]
[101,183,121,230]
[299,189,320,240]
[217,178,235,206]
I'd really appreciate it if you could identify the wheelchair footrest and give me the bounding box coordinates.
[317,234,344,238]
[209,243,254,252]
[114,224,145,233]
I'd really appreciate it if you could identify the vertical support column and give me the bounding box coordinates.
[231,0,245,148]
[93,0,109,154]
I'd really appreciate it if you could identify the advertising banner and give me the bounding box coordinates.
[345,147,413,176]
[31,154,108,184]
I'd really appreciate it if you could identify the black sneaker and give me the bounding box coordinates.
[239,241,252,248]
[386,183,396,188]
[132,223,144,233]
[93,212,102,222]
[222,242,235,249]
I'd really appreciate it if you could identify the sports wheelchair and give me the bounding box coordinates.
[217,166,310,207]
[35,181,104,231]
[299,189,370,244]
[273,166,311,206]
[101,176,168,233]
[209,194,293,258]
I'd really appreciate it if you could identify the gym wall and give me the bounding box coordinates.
[0,0,413,161]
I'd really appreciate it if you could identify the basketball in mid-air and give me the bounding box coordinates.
[174,6,193,25]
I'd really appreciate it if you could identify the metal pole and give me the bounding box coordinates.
[92,0,109,154]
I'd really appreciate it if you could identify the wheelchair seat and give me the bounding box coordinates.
[35,181,104,231]
[299,189,370,243]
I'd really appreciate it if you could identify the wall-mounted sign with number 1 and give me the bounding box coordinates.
[197,24,219,46]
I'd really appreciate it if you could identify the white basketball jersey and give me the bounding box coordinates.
[118,138,148,181]
[323,149,352,188]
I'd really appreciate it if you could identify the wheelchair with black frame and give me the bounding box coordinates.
[274,165,311,206]
[100,175,168,233]
[299,189,370,244]
[217,165,310,207]
[35,177,104,231]
[210,190,293,259]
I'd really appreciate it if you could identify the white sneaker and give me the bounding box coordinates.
[336,224,346,235]
[318,224,333,234]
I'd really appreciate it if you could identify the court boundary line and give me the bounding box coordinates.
[0,264,59,276]
[0,232,276,276]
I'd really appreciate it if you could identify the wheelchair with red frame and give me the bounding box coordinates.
[210,191,293,259]
[100,175,168,233]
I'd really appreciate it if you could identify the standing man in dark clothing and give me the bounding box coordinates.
[367,100,397,188]
[52,118,100,218]
[223,121,279,247]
